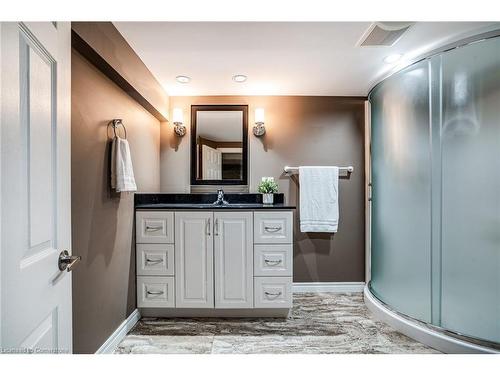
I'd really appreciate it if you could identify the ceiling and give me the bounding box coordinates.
[114,22,499,97]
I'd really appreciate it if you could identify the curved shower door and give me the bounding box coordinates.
[370,35,500,345]
[370,60,432,323]
[439,37,500,343]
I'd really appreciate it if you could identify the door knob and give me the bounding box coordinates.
[58,250,81,272]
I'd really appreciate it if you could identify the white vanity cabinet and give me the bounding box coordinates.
[135,209,294,316]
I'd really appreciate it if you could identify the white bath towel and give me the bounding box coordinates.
[111,137,137,193]
[299,166,339,233]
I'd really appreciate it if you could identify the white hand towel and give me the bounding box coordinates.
[111,137,137,193]
[299,166,339,233]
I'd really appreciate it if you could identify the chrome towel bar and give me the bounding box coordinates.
[283,166,354,175]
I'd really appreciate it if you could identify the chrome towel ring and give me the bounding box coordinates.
[110,119,127,139]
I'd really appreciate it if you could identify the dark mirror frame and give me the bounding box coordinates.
[190,104,248,186]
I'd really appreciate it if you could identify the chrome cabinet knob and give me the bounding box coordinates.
[58,250,81,272]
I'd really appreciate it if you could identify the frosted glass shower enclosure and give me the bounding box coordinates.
[369,35,500,346]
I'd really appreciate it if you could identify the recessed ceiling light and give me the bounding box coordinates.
[176,75,191,84]
[232,74,247,83]
[383,54,403,64]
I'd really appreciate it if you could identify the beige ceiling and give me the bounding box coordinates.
[114,22,499,96]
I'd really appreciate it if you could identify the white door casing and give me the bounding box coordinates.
[0,22,72,353]
[174,211,214,308]
[214,211,253,308]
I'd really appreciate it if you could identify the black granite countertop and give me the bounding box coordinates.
[136,203,295,210]
[135,193,296,210]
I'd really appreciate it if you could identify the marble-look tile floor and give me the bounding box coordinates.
[115,293,439,354]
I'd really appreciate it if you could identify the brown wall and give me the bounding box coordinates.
[71,49,161,353]
[161,96,365,282]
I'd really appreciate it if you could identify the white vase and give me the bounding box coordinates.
[262,193,274,205]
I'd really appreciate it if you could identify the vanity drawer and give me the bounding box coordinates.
[137,276,175,308]
[136,244,174,276]
[254,211,293,244]
[254,277,292,308]
[254,244,292,277]
[136,211,174,244]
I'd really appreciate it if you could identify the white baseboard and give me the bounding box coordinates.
[95,309,141,354]
[293,282,365,293]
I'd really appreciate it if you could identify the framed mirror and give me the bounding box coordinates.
[191,105,248,185]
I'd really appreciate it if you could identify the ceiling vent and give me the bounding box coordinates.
[358,22,414,47]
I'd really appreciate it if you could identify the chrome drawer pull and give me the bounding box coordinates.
[264,259,282,266]
[146,258,163,264]
[264,226,282,233]
[264,291,282,299]
[145,225,163,232]
[146,290,164,296]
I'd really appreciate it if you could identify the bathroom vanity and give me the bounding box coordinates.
[134,193,295,317]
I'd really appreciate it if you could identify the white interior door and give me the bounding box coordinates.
[202,144,222,180]
[1,22,72,353]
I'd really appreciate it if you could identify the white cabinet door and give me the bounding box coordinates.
[175,212,214,308]
[214,212,253,308]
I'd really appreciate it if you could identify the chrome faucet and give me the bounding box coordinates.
[213,189,228,205]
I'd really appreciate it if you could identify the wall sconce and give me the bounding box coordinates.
[172,108,186,137]
[253,108,265,137]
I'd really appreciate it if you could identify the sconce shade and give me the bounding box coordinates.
[255,108,265,124]
[173,108,184,124]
